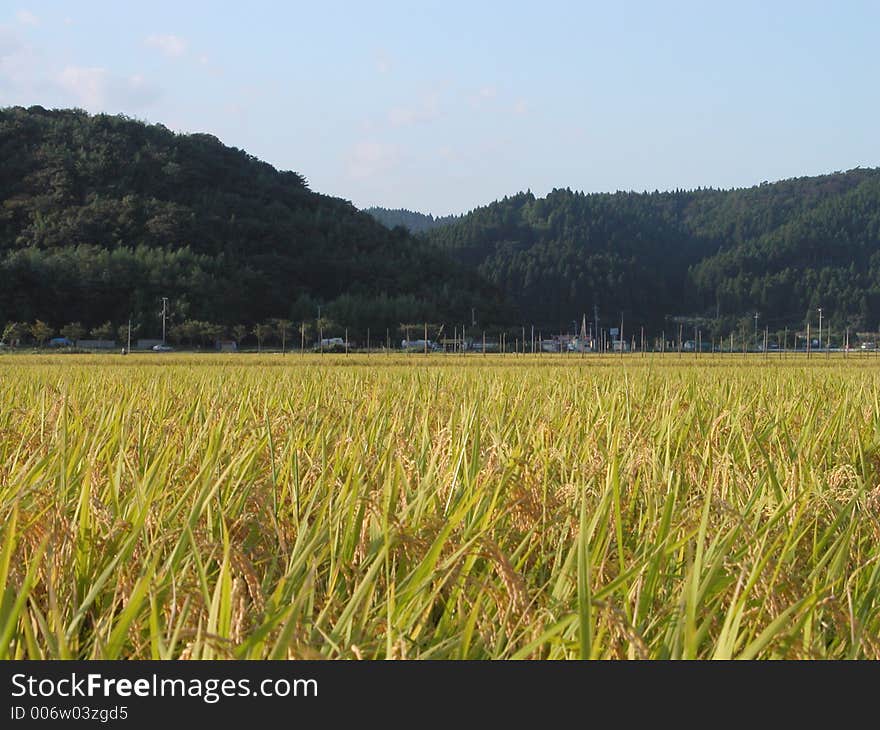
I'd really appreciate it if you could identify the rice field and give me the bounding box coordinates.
[2,352,880,659]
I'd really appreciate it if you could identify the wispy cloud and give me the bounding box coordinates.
[346,141,399,179]
[469,85,498,109]
[57,66,105,107]
[375,49,392,74]
[0,23,39,98]
[144,33,187,58]
[57,66,161,110]
[388,92,440,128]
[15,9,38,26]
[0,24,22,59]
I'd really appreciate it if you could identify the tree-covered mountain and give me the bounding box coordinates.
[366,207,461,234]
[423,170,880,338]
[0,106,508,339]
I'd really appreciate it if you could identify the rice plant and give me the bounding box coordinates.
[2,353,880,659]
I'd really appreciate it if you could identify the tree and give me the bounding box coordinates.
[30,320,54,347]
[116,322,140,348]
[252,322,274,352]
[272,319,293,354]
[2,322,26,347]
[202,322,225,347]
[60,322,86,344]
[232,325,248,346]
[0,108,508,337]
[90,321,115,341]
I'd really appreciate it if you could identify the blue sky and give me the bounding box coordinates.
[1,1,878,215]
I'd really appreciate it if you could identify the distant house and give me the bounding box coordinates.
[401,339,437,352]
[318,337,345,351]
[76,339,116,350]
[216,340,237,352]
[468,340,499,353]
[136,339,164,350]
[48,337,74,347]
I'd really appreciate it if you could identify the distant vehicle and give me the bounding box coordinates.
[152,344,173,352]
[861,341,876,350]
[401,339,439,352]
[48,337,75,347]
[316,337,346,351]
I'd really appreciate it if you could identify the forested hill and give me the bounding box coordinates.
[366,207,461,234]
[423,169,880,336]
[0,106,508,337]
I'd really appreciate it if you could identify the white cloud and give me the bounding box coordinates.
[58,66,106,107]
[388,91,440,128]
[437,145,457,161]
[15,10,38,26]
[0,23,38,95]
[0,24,22,59]
[346,141,399,180]
[469,85,498,109]
[375,49,392,74]
[57,65,160,111]
[145,33,187,58]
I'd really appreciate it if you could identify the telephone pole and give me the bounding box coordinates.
[593,304,599,355]
[817,307,823,354]
[753,312,759,353]
[160,297,168,345]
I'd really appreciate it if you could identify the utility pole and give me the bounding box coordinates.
[126,318,132,354]
[754,312,759,353]
[817,307,823,355]
[594,304,599,355]
[160,297,168,345]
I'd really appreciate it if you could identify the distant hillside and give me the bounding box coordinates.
[424,170,880,337]
[0,106,508,337]
[366,207,460,234]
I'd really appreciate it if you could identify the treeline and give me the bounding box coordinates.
[424,170,880,335]
[2,318,312,349]
[366,207,461,233]
[0,106,508,337]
